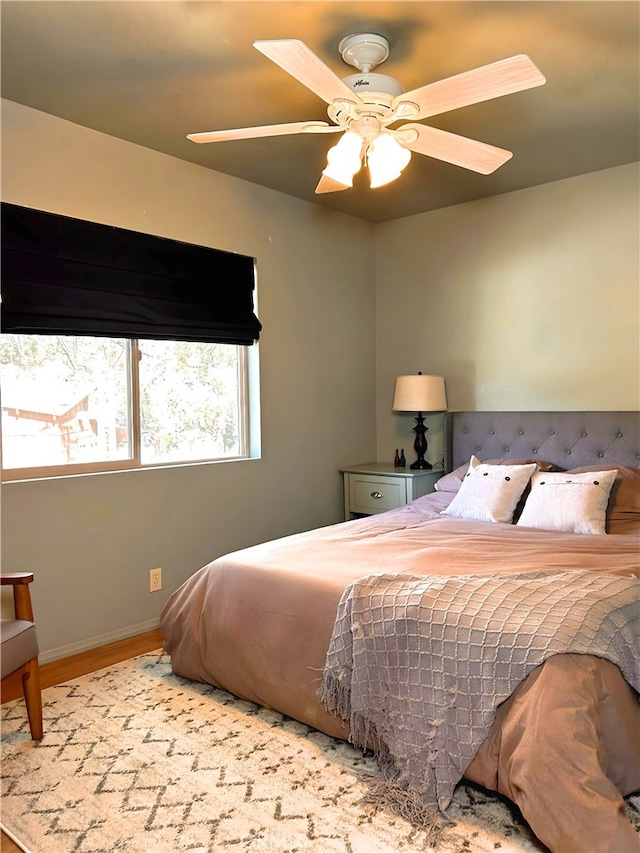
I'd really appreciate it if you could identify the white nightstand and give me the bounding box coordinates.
[339,463,443,521]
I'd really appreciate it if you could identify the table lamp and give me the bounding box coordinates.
[392,373,447,469]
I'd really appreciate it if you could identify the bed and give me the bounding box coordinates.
[161,411,640,852]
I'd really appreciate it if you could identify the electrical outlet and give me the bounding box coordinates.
[149,567,162,592]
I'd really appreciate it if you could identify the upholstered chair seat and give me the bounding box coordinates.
[1,573,43,740]
[1,620,40,679]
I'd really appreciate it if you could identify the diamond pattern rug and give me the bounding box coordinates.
[1,650,637,852]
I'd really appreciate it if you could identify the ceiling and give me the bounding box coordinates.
[1,1,638,223]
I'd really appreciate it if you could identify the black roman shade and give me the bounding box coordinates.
[1,203,261,345]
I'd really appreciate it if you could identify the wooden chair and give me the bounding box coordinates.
[1,573,43,740]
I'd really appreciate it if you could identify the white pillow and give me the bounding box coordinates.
[516,469,618,535]
[441,456,537,524]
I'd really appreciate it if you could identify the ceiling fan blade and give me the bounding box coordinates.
[393,55,546,122]
[254,39,361,107]
[187,120,335,143]
[315,174,350,194]
[399,124,512,174]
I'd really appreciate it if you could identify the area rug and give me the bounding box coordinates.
[1,650,637,853]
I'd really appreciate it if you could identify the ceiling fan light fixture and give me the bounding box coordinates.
[368,133,412,189]
[187,37,546,196]
[322,130,363,186]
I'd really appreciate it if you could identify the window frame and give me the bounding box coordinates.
[1,338,252,482]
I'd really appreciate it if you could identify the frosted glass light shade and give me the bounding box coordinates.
[393,374,447,412]
[368,134,411,189]
[322,131,363,186]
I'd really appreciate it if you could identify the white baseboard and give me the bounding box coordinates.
[39,618,161,665]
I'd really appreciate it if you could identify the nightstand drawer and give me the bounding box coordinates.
[350,475,406,514]
[340,465,443,521]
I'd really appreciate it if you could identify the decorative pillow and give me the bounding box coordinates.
[440,456,537,524]
[435,458,558,493]
[516,469,618,535]
[558,465,640,534]
[563,465,640,517]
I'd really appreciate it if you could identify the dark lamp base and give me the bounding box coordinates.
[411,412,432,470]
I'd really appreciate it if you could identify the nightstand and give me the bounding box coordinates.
[339,464,443,521]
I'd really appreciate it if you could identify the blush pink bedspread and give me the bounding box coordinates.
[161,492,640,853]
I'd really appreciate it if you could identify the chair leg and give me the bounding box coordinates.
[21,657,43,741]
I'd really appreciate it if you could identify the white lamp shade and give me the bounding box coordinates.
[393,374,447,412]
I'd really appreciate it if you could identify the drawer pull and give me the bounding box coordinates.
[371,491,383,499]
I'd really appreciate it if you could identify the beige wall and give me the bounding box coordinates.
[375,163,640,467]
[1,100,377,659]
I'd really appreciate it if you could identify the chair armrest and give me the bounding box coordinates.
[1,573,35,585]
[1,573,35,621]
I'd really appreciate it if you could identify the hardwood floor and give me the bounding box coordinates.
[1,628,164,853]
[0,834,21,853]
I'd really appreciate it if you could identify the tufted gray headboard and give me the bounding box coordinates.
[445,411,640,472]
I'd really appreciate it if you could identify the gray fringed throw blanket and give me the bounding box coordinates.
[319,569,639,837]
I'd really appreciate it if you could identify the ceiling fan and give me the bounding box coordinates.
[187,34,546,194]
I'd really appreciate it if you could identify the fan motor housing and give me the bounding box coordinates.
[342,72,404,98]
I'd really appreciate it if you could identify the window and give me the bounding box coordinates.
[1,205,262,480]
[0,334,250,480]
